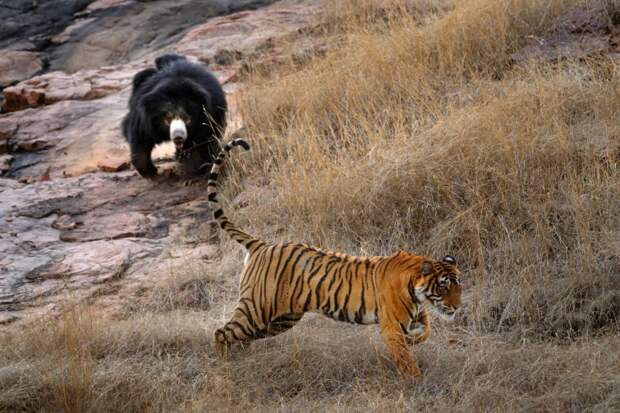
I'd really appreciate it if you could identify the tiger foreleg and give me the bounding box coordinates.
[381,325,422,377]
[214,328,230,358]
[409,311,431,345]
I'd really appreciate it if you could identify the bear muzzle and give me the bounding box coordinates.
[170,118,187,149]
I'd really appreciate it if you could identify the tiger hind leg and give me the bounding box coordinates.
[214,308,264,357]
[266,313,303,336]
[214,312,303,356]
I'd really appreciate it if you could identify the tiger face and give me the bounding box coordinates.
[412,255,461,320]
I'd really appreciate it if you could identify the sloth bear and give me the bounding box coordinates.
[121,54,227,178]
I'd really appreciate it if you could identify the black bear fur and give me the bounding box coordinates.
[121,54,227,178]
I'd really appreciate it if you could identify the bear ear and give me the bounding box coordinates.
[132,68,157,90]
[155,54,186,70]
[442,255,456,265]
[421,261,433,276]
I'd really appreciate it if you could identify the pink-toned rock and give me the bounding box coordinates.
[0,170,220,322]
[0,122,16,141]
[214,68,240,85]
[0,123,16,154]
[97,157,130,172]
[0,92,130,179]
[18,138,50,152]
[176,3,320,62]
[0,50,43,88]
[86,0,132,12]
[0,0,323,327]
[52,18,96,44]
[2,60,148,112]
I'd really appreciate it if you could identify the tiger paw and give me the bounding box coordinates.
[398,361,422,377]
[214,330,229,358]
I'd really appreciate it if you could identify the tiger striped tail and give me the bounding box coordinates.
[207,139,261,251]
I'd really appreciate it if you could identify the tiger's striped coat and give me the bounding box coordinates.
[208,139,462,376]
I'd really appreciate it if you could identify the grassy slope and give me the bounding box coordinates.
[1,1,619,412]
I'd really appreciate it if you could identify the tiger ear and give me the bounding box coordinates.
[421,261,433,275]
[442,255,456,265]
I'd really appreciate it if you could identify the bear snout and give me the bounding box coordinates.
[170,118,187,148]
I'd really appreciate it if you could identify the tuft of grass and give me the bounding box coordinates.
[2,307,619,412]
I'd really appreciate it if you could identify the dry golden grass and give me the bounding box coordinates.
[2,0,619,412]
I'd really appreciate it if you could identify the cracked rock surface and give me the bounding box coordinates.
[0,0,319,325]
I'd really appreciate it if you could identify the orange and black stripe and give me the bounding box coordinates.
[207,138,264,253]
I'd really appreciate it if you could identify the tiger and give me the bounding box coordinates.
[207,139,462,376]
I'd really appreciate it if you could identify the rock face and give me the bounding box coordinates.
[0,1,95,51]
[176,3,321,62]
[2,61,146,112]
[0,0,281,74]
[0,172,218,322]
[0,51,43,88]
[0,0,321,325]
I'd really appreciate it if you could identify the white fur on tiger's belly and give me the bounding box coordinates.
[361,311,379,324]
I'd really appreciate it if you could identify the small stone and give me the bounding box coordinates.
[39,168,51,182]
[86,0,131,12]
[18,139,49,152]
[0,313,19,325]
[52,215,81,231]
[0,154,13,173]
[97,157,130,172]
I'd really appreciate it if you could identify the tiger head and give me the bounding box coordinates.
[411,255,462,320]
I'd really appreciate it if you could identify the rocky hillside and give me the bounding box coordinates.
[0,0,321,325]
